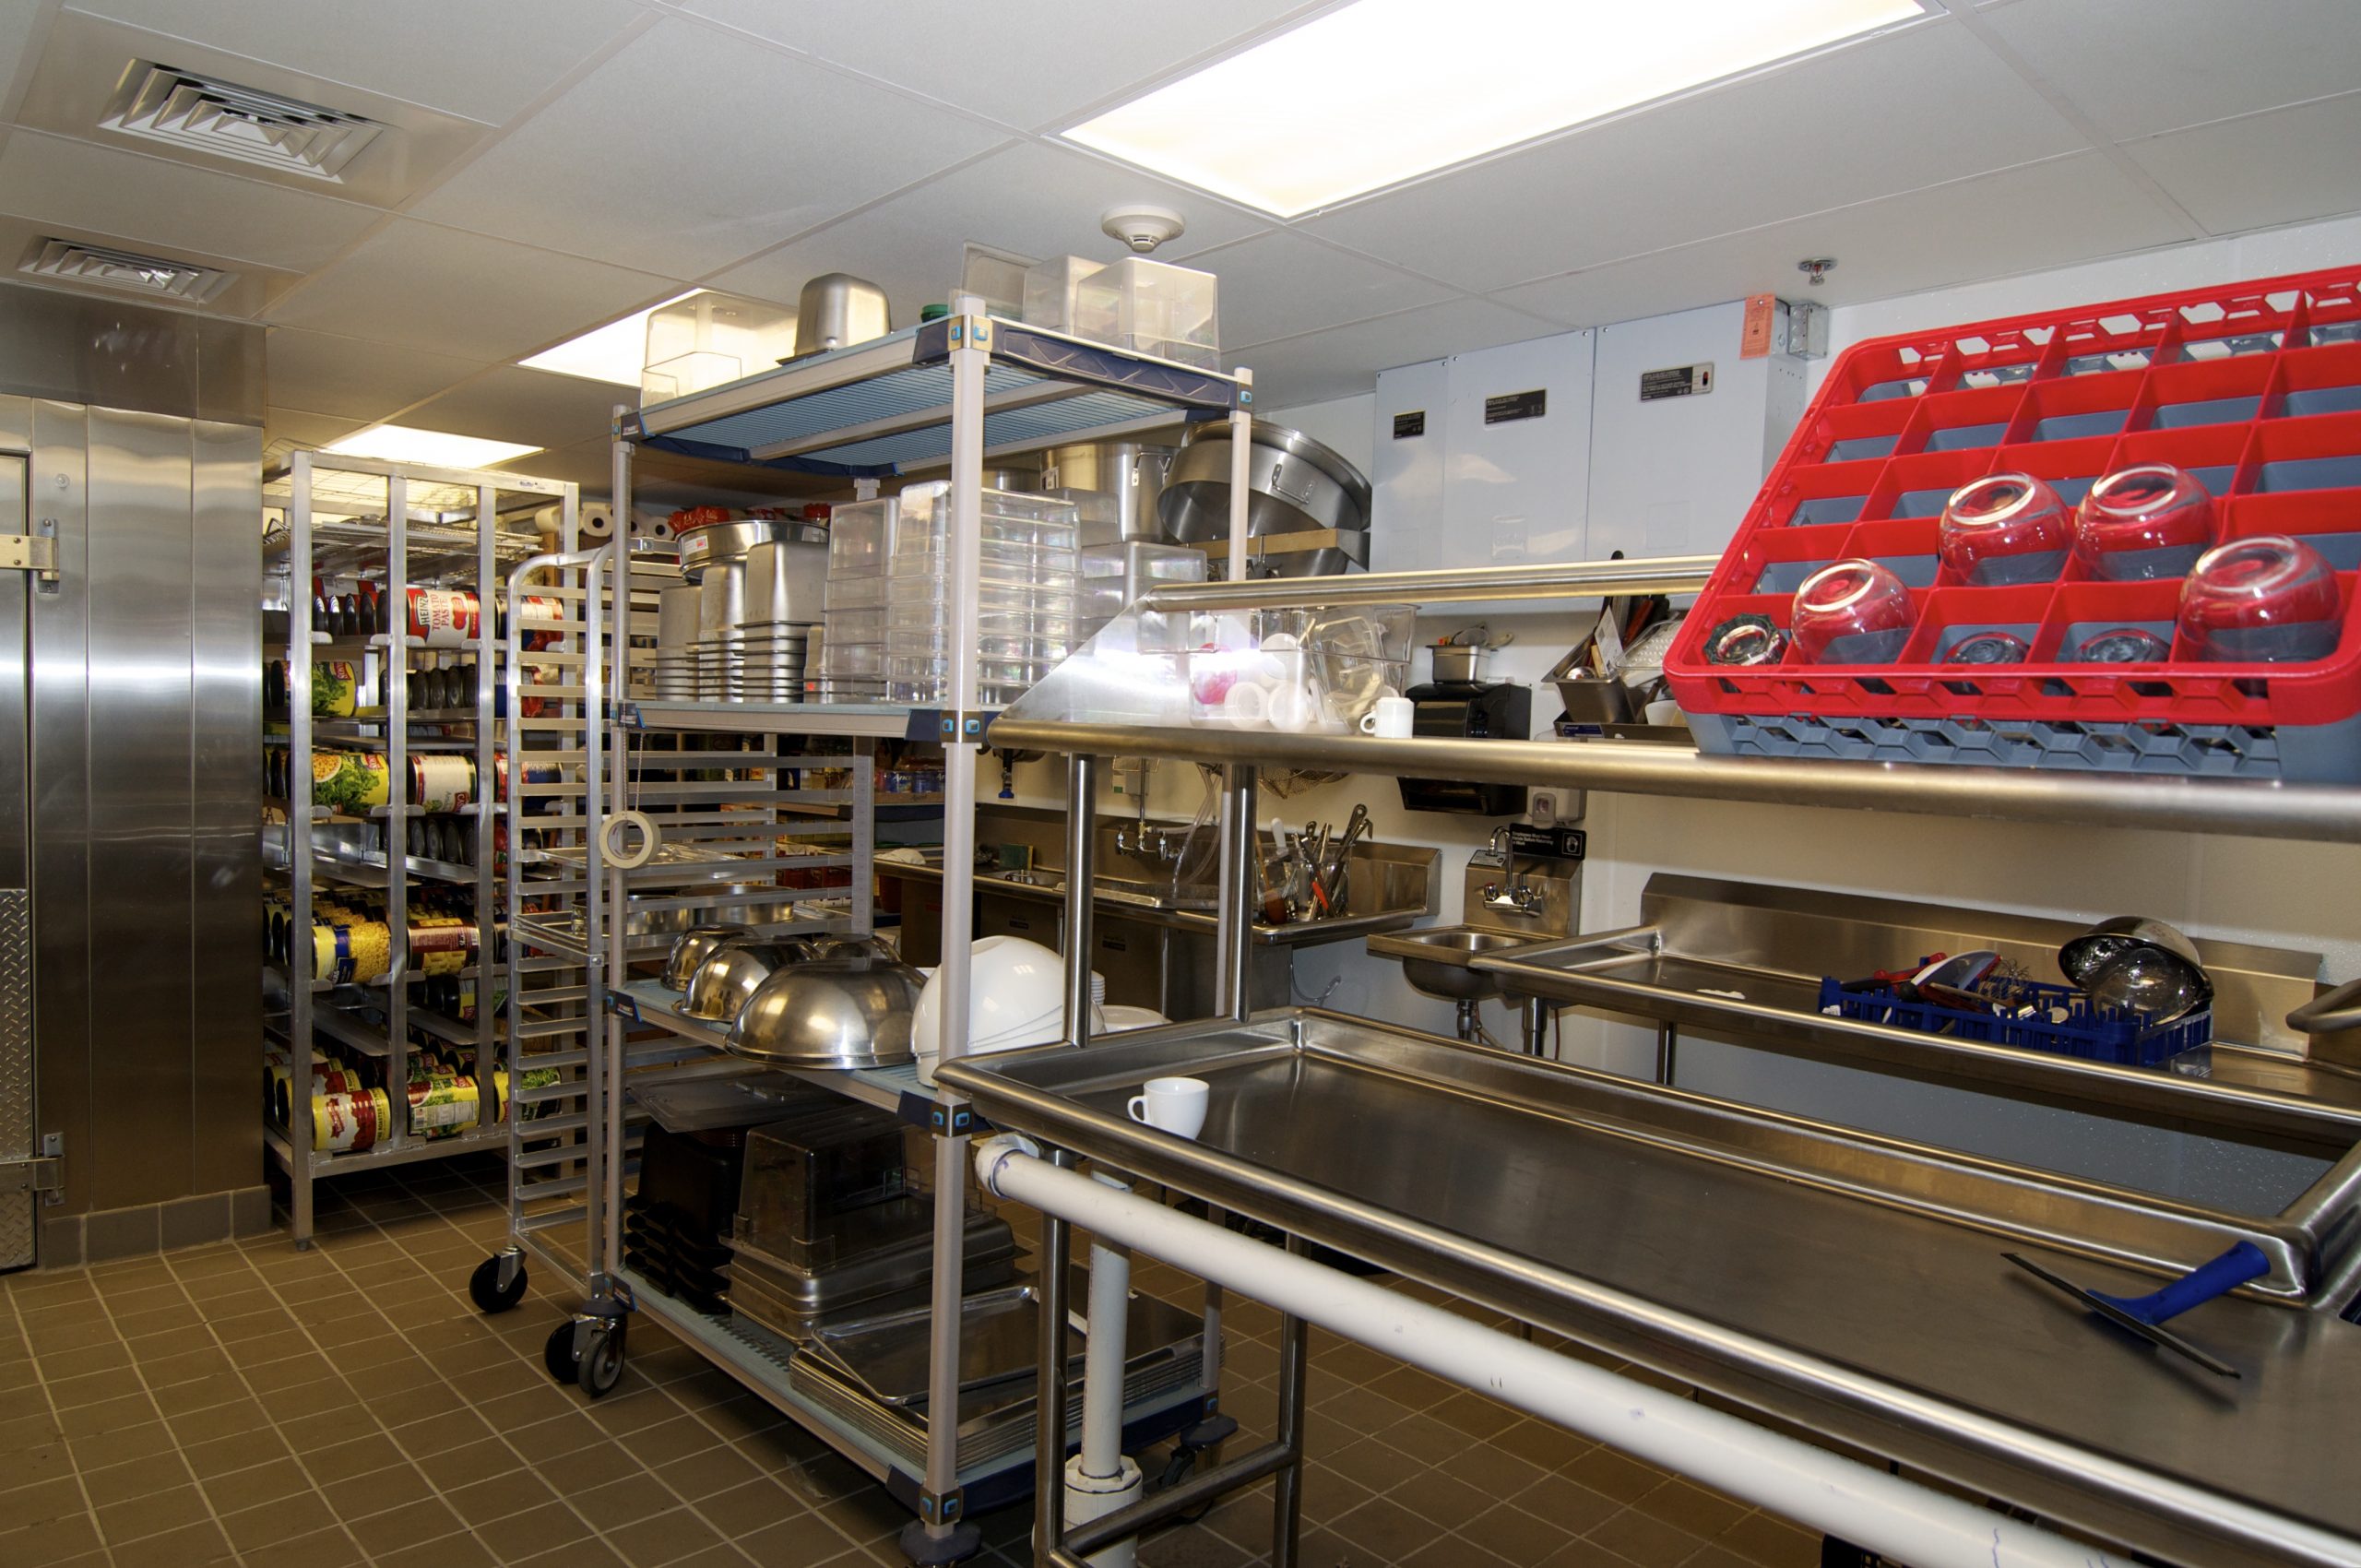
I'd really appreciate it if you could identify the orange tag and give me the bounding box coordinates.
[1741,293,1776,359]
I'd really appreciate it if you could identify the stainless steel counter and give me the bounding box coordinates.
[940,1013,2361,1568]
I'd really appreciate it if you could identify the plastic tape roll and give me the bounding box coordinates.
[599,810,659,870]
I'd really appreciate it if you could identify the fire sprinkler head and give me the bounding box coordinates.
[1797,256,1838,288]
[1102,204,1186,254]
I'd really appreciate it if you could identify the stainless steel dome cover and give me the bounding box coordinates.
[727,955,924,1068]
[675,940,818,1024]
[661,925,755,991]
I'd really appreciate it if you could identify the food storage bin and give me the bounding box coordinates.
[1023,255,1106,333]
[640,291,800,406]
[1071,257,1219,370]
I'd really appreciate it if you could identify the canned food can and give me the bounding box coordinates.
[408,1073,480,1137]
[311,920,392,984]
[312,1087,392,1152]
[405,588,481,647]
[409,754,477,813]
[409,918,474,976]
[311,751,391,812]
[311,660,360,718]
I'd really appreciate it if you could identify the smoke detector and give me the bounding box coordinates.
[1101,205,1185,254]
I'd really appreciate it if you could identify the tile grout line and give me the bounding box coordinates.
[0,1263,113,1565]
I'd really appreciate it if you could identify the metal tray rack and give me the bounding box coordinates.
[464,310,1256,1563]
[263,453,579,1246]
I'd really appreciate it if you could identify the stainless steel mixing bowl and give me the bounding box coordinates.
[2058,916,2213,1006]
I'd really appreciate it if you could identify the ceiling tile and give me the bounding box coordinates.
[0,131,379,273]
[264,219,677,362]
[63,0,648,125]
[0,6,44,104]
[265,406,364,454]
[266,327,494,423]
[410,17,1007,279]
[2123,93,2361,239]
[680,0,1322,131]
[707,139,1270,325]
[1234,297,1563,405]
[1977,0,2361,141]
[396,366,632,453]
[1300,18,2085,294]
[1173,230,1450,348]
[1495,153,2194,329]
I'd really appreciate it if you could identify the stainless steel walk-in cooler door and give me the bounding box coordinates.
[0,451,32,1271]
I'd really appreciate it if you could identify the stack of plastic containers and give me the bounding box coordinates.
[884,482,1080,705]
[817,497,895,702]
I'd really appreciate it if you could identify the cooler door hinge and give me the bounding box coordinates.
[0,533,57,582]
[3,1134,65,1202]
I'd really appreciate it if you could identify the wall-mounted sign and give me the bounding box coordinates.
[1640,362,1714,402]
[1484,388,1547,424]
[1393,410,1426,438]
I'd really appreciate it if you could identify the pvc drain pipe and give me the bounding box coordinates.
[979,1138,2116,1568]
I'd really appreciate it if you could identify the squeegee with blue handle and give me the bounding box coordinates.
[2003,1240,2269,1379]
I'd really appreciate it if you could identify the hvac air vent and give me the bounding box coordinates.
[20,238,234,303]
[101,61,382,181]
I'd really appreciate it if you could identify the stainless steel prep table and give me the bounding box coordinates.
[938,1011,2361,1568]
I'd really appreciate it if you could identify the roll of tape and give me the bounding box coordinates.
[600,810,659,870]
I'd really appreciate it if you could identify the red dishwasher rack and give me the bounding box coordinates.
[1664,266,2361,781]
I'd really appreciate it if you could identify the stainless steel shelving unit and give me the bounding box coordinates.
[469,309,1257,1563]
[263,453,577,1246]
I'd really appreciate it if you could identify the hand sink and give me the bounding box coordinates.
[1367,926,1541,1002]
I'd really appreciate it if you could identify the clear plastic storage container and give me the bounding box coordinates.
[825,498,898,576]
[640,291,800,406]
[1023,255,1106,333]
[1071,257,1219,371]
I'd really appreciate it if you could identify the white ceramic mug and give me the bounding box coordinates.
[1126,1076,1210,1139]
[1359,695,1415,738]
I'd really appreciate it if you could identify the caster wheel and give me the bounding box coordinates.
[544,1315,627,1397]
[469,1253,527,1314]
[577,1316,625,1398]
[542,1321,578,1387]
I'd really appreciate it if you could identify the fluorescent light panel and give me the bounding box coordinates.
[326,424,540,469]
[1065,0,1924,217]
[520,290,699,385]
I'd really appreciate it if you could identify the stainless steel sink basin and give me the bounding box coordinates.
[1368,926,1538,1001]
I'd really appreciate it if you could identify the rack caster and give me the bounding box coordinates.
[468,1247,528,1314]
[544,1310,628,1397]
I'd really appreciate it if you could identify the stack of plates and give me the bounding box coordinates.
[741,620,813,704]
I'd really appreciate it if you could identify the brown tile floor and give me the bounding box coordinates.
[0,1159,1822,1568]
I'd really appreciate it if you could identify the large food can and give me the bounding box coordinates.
[408,1074,480,1137]
[409,754,477,813]
[312,1087,392,1152]
[311,920,392,984]
[405,588,481,647]
[311,751,390,812]
[409,917,475,976]
[311,660,360,718]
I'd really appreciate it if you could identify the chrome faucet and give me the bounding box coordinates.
[1114,823,1185,864]
[1479,826,1541,916]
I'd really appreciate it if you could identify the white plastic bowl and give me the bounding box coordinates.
[910,936,1071,1062]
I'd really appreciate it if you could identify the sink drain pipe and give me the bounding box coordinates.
[980,1137,2120,1568]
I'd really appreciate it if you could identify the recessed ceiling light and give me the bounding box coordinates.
[326,424,540,469]
[520,291,701,385]
[1064,0,1926,217]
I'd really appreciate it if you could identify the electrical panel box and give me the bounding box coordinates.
[1585,299,1808,564]
[1370,330,1594,574]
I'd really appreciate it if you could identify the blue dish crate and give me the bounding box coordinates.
[1816,970,2210,1068]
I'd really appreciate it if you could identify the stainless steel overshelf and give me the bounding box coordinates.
[885,835,1438,947]
[1476,875,2361,1155]
[984,720,2361,846]
[938,1013,2361,1568]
